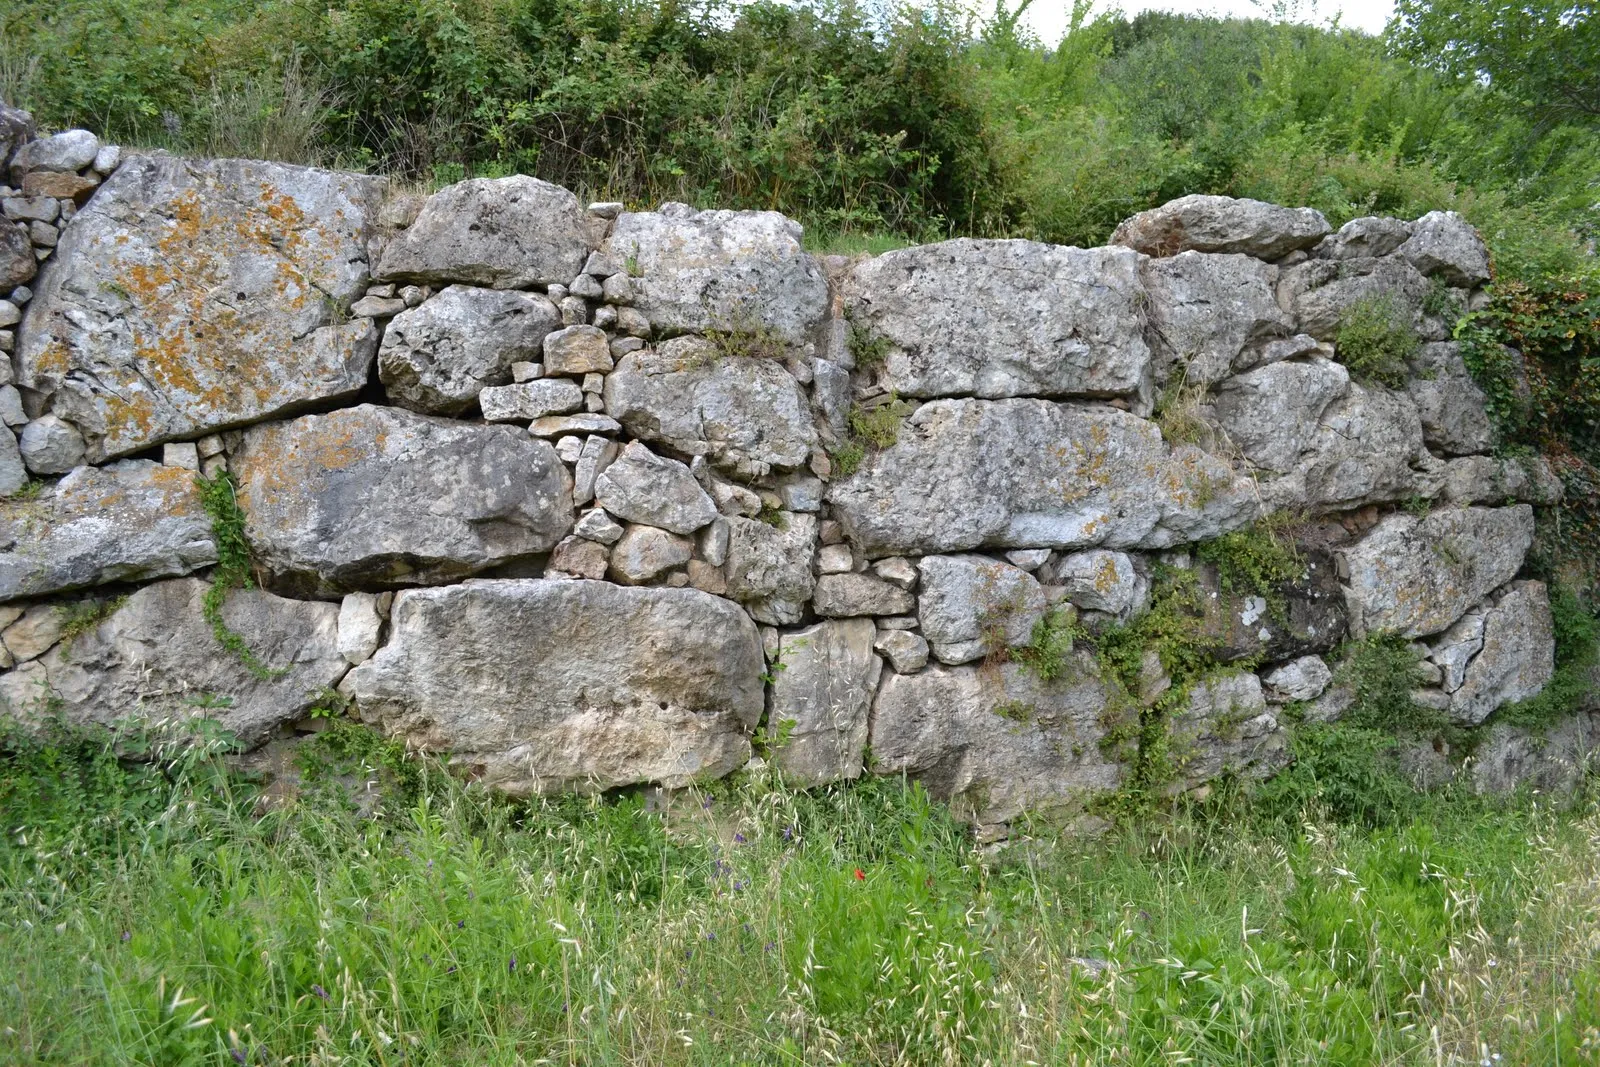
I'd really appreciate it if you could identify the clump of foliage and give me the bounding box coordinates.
[196,471,280,679]
[1335,294,1419,387]
[844,309,891,369]
[1195,520,1302,619]
[55,596,127,647]
[833,395,914,474]
[1009,606,1080,683]
[1335,633,1443,736]
[1254,721,1422,828]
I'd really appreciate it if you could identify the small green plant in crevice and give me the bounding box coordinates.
[831,395,914,475]
[750,715,797,760]
[1402,493,1434,516]
[1009,606,1083,683]
[3,478,45,502]
[755,503,788,529]
[1333,632,1443,737]
[1335,293,1419,388]
[294,717,422,805]
[844,308,890,369]
[703,301,787,363]
[830,440,866,477]
[992,699,1034,723]
[56,595,127,648]
[196,471,282,680]
[1421,277,1463,324]
[1194,519,1302,621]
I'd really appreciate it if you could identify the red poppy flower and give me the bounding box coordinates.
[853,868,865,881]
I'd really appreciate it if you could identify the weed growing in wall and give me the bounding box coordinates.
[196,471,282,680]
[56,596,127,648]
[1335,294,1418,388]
[1195,519,1303,621]
[832,396,914,476]
[844,309,890,369]
[1333,633,1442,737]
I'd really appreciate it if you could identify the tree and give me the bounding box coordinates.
[1389,0,1600,124]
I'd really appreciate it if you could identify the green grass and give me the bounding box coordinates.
[4,715,1599,1065]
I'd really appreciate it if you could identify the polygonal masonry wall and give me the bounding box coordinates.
[0,109,1581,831]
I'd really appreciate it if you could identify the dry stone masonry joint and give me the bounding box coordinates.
[0,105,1581,833]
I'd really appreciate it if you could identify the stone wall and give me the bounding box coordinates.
[0,110,1588,831]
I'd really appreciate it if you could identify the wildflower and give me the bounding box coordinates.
[120,930,131,943]
[853,868,865,881]
[311,984,329,1001]
[781,826,793,842]
[230,1048,247,1065]
[509,954,517,973]
[733,832,746,844]
[456,919,465,928]
[764,941,776,954]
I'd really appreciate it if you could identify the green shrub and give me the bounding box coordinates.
[1334,633,1443,737]
[1195,521,1302,617]
[1253,722,1420,828]
[1334,294,1419,388]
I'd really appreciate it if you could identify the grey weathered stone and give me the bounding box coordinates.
[0,578,345,748]
[3,604,67,662]
[1449,580,1554,726]
[1168,672,1288,789]
[1141,252,1292,386]
[232,405,572,596]
[0,460,216,602]
[574,508,624,545]
[1261,655,1333,703]
[337,591,388,665]
[529,413,620,438]
[1112,195,1330,260]
[768,619,882,785]
[349,294,405,318]
[593,441,717,534]
[827,398,1260,557]
[17,413,85,474]
[698,517,730,567]
[549,534,609,579]
[917,554,1046,665]
[817,543,854,574]
[0,103,34,171]
[10,129,99,176]
[723,514,817,624]
[869,659,1124,824]
[17,155,383,460]
[1005,548,1052,571]
[1405,342,1493,455]
[378,286,561,415]
[162,441,199,471]
[1237,332,1322,372]
[478,379,584,422]
[1340,505,1534,638]
[0,220,32,288]
[874,628,929,674]
[569,273,603,300]
[1048,549,1141,617]
[572,436,618,507]
[1465,711,1600,797]
[1212,358,1350,473]
[92,144,121,175]
[1397,211,1490,287]
[1314,216,1413,260]
[1282,255,1433,341]
[0,427,26,496]
[342,579,764,793]
[1441,454,1564,506]
[813,572,915,618]
[843,240,1151,399]
[603,342,815,472]
[374,176,590,289]
[1281,383,1429,509]
[1428,607,1485,692]
[603,203,827,343]
[607,524,691,584]
[543,325,613,374]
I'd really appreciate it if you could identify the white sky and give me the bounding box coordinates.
[1017,0,1397,42]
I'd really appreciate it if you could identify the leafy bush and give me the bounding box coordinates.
[1334,294,1419,387]
[1195,521,1302,611]
[1335,632,1443,736]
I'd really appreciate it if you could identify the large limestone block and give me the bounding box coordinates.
[1449,580,1554,725]
[1111,195,1330,260]
[869,659,1125,825]
[1339,505,1535,638]
[378,285,561,415]
[1466,710,1600,796]
[341,579,765,793]
[1281,256,1433,341]
[826,398,1260,558]
[916,554,1046,665]
[722,513,817,625]
[0,578,345,748]
[1168,672,1288,789]
[603,341,815,472]
[842,240,1150,399]
[373,176,590,288]
[1282,383,1429,509]
[1405,342,1493,456]
[768,619,882,785]
[1397,211,1490,287]
[1314,216,1413,261]
[17,155,384,461]
[1140,251,1293,387]
[232,405,572,596]
[0,460,216,603]
[603,203,828,343]
[1212,357,1350,473]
